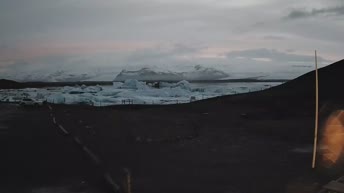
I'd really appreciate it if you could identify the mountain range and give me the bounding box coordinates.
[114,65,229,81]
[1,65,230,82]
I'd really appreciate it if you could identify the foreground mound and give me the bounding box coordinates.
[0,79,23,89]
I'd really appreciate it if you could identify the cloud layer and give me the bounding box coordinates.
[0,0,343,80]
[286,5,344,19]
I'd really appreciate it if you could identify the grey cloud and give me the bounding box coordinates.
[126,44,202,61]
[285,5,344,20]
[226,48,331,64]
[286,10,309,19]
[291,64,312,68]
[263,35,288,40]
[285,49,295,53]
[123,44,204,70]
[0,0,343,80]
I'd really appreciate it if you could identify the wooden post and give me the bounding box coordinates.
[312,50,319,169]
[123,168,132,193]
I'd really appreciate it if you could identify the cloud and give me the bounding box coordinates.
[226,48,331,64]
[291,64,312,68]
[123,43,206,70]
[285,5,344,20]
[263,35,289,40]
[0,0,343,80]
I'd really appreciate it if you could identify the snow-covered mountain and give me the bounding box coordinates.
[182,65,229,80]
[1,65,229,82]
[115,68,183,81]
[13,70,95,82]
[114,65,229,81]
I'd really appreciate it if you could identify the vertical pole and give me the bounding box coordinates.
[124,168,132,193]
[127,171,131,193]
[312,50,319,168]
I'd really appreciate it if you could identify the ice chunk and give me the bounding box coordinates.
[119,79,150,90]
[171,80,192,91]
[112,81,123,88]
[158,80,192,90]
[84,85,102,93]
[159,82,173,88]
[47,94,66,104]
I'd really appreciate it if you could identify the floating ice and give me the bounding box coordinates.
[172,80,192,91]
[119,79,150,90]
[0,79,282,106]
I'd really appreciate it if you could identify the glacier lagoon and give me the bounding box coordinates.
[0,80,283,106]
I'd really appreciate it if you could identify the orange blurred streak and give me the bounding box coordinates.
[321,110,344,165]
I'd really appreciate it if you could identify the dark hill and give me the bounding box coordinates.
[0,79,23,89]
[179,59,344,142]
[188,59,344,109]
[269,59,344,101]
[123,59,341,149]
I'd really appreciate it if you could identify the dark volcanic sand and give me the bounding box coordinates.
[0,100,338,193]
[1,59,344,193]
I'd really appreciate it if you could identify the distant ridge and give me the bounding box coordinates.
[0,79,23,89]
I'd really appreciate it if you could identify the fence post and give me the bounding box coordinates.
[123,168,132,193]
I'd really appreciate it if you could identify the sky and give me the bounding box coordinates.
[0,0,343,81]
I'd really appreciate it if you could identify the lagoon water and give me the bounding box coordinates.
[0,81,284,106]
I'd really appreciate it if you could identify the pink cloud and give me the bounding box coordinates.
[0,41,156,61]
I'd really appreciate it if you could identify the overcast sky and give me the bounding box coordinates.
[0,0,343,80]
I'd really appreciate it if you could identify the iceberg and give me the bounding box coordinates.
[0,79,281,106]
[119,79,150,90]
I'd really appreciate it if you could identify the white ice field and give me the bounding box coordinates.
[0,80,282,106]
